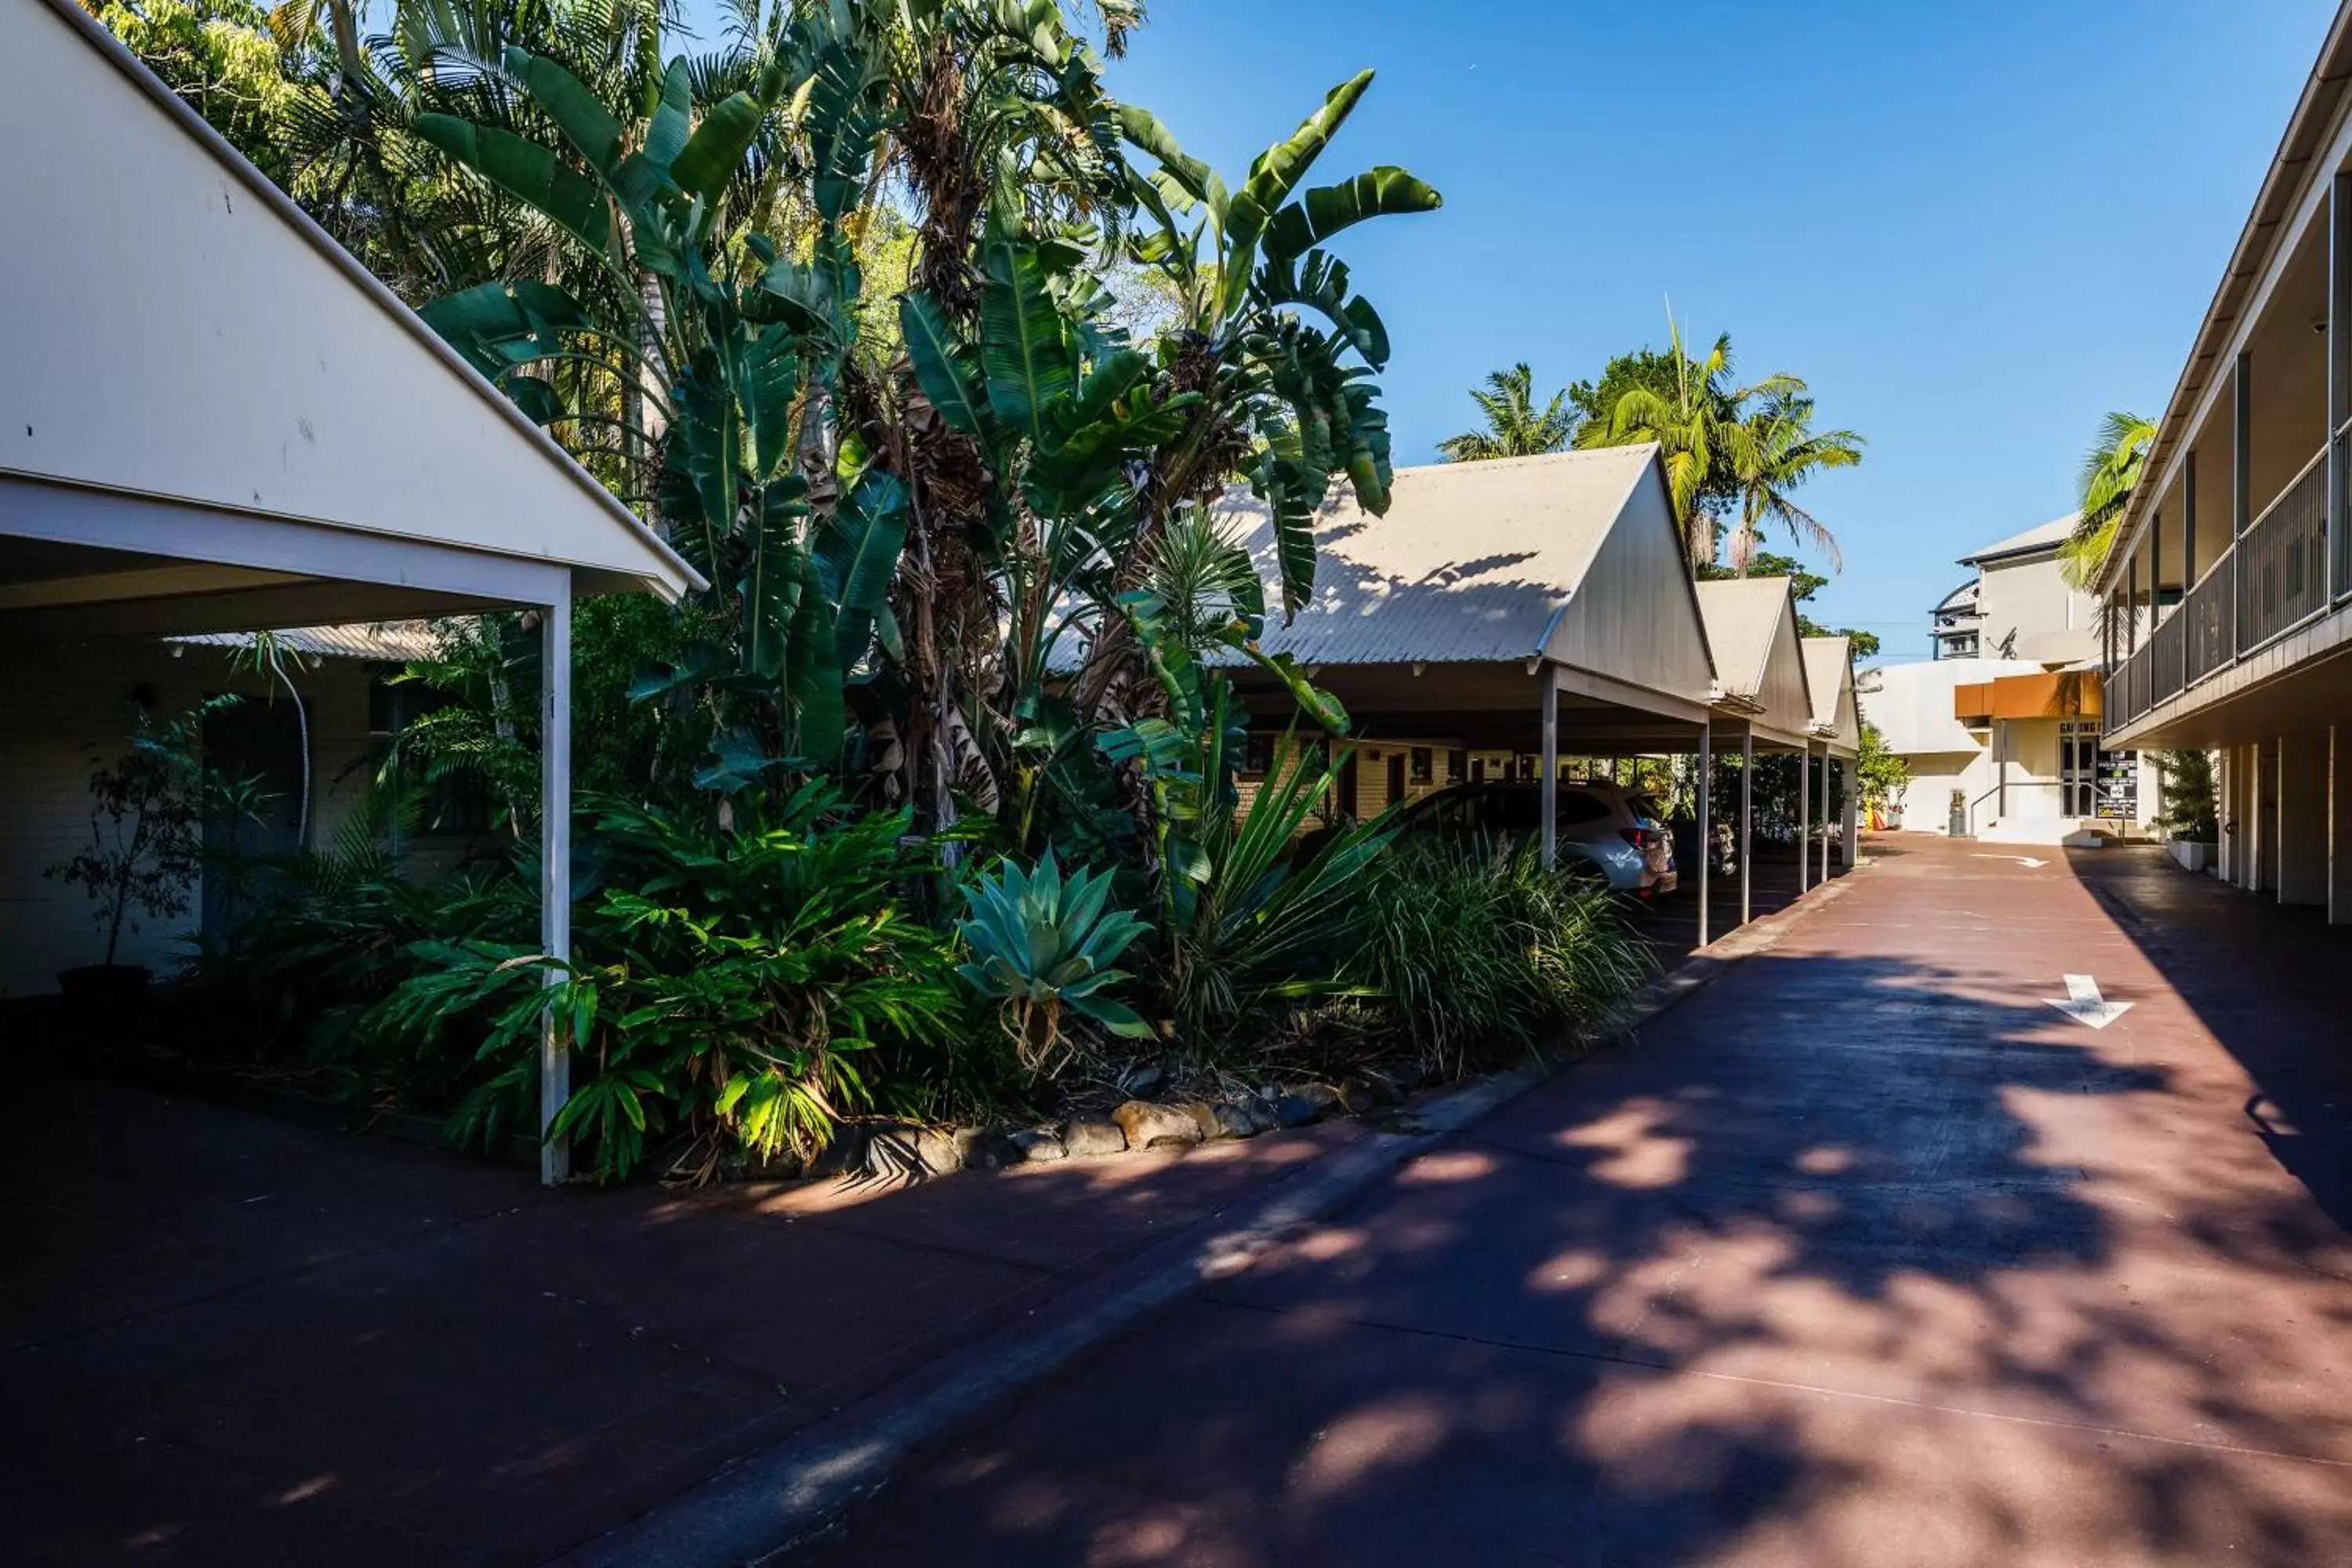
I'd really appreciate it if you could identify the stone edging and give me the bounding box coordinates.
[569,866,1865,1566]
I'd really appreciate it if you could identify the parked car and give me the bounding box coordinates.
[1314,779,1678,896]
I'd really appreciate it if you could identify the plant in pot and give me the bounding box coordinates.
[2154,749,2219,873]
[45,698,237,1056]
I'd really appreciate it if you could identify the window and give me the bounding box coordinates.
[1446,749,1467,782]
[1243,731,1277,776]
[1470,757,1487,783]
[1409,746,1433,785]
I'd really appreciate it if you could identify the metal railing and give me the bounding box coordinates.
[2183,551,2234,686]
[2148,606,2186,706]
[2236,445,2328,653]
[2337,422,2352,603]
[2104,641,2150,740]
[1967,778,2065,838]
[2104,430,2352,742]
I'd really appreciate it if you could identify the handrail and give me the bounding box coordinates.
[2249,442,2330,534]
[1967,778,2064,838]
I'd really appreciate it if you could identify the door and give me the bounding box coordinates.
[1385,752,1406,808]
[201,694,308,942]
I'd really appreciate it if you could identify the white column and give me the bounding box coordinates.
[1740,730,1754,924]
[1797,746,1811,893]
[1540,667,1558,866]
[1819,756,1832,882]
[540,590,573,1187]
[1842,757,1860,873]
[1697,723,1711,946]
[2332,727,2352,921]
[2282,733,2328,906]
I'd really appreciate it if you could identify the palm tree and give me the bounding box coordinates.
[2058,411,2158,589]
[1575,318,1771,565]
[1439,364,1576,462]
[1721,387,1864,573]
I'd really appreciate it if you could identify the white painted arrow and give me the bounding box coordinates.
[2045,974,2132,1030]
[1973,854,2049,869]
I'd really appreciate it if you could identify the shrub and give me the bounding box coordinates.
[956,851,1152,1077]
[1357,841,1655,1077]
[369,783,966,1184]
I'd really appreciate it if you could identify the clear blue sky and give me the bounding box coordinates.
[679,1,2338,660]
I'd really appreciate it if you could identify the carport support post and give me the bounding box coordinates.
[540,590,573,1187]
[1540,666,1558,865]
[1696,723,1711,946]
[1842,758,1860,874]
[1796,747,1811,894]
[1820,757,1832,883]
[1740,731,1754,924]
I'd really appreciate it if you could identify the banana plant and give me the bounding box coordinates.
[410,22,905,784]
[1115,72,1442,618]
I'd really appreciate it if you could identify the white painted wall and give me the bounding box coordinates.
[0,642,381,996]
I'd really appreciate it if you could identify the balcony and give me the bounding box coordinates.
[2104,436,2343,742]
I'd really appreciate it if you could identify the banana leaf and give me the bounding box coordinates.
[412,114,611,259]
[1265,167,1443,264]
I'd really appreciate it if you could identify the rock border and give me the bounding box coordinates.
[818,1064,1437,1186]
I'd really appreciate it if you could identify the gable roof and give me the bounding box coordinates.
[1693,577,1796,702]
[1803,634,1861,751]
[1960,514,2078,568]
[6,0,699,601]
[1225,446,1661,666]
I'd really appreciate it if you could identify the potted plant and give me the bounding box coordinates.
[2153,750,2219,873]
[44,699,228,1052]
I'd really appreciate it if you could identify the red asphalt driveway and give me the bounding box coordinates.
[801,837,2352,1567]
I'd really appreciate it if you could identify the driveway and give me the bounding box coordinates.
[801,837,2352,1566]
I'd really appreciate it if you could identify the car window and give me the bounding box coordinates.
[1555,790,1612,826]
[1625,793,1661,823]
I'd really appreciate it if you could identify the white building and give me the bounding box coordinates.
[1860,518,2158,843]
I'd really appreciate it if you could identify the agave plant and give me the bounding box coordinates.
[957,850,1153,1076]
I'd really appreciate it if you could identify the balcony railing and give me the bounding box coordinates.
[2237,445,2328,653]
[2183,551,2234,685]
[2105,433,2352,742]
[2148,604,2186,706]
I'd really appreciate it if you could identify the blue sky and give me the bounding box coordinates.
[676,2,2336,660]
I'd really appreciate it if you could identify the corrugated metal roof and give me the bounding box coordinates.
[1802,635,1853,731]
[1223,447,1658,666]
[169,620,444,662]
[1693,577,1795,700]
[1960,514,2077,566]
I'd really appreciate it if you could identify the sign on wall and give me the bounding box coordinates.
[2096,752,2139,820]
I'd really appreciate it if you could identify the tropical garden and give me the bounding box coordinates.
[89,0,1664,1183]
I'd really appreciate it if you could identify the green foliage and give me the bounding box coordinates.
[957,851,1153,1075]
[2060,411,2157,590]
[1857,721,1909,815]
[45,698,249,969]
[370,786,967,1184]
[1357,842,1657,1076]
[1574,320,1861,571]
[1155,731,1396,1047]
[1439,363,1576,462]
[119,1,1665,1179]
[2153,749,2218,843]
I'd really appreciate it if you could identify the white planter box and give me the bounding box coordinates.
[2167,840,2214,873]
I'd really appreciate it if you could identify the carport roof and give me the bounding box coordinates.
[1224,447,1661,666]
[2,0,702,637]
[1803,635,1862,753]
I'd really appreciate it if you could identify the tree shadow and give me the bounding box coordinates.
[797,940,2352,1566]
[2064,844,2352,1258]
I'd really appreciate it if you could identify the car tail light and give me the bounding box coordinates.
[1620,827,1658,851]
